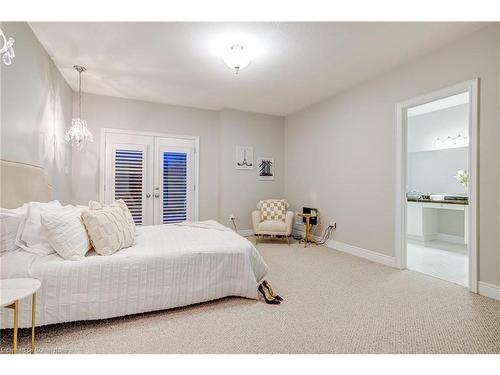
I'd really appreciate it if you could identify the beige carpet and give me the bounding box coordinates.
[1,239,499,354]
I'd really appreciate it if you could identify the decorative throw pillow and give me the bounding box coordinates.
[41,206,91,261]
[82,203,135,256]
[260,199,287,222]
[88,199,135,232]
[15,200,62,255]
[0,204,28,253]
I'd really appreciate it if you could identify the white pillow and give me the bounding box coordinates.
[88,199,136,232]
[82,203,135,256]
[41,206,91,261]
[15,200,62,255]
[0,205,28,253]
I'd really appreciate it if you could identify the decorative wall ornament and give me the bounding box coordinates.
[235,146,254,170]
[258,158,274,180]
[66,65,93,150]
[0,28,15,66]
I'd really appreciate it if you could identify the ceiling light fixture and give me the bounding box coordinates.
[66,65,93,150]
[0,28,15,66]
[223,44,250,74]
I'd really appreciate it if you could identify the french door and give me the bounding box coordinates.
[103,130,197,225]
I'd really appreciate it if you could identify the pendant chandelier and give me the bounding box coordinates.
[0,28,15,66]
[66,65,93,150]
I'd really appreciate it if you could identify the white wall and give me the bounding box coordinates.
[407,104,469,152]
[0,22,73,203]
[285,24,500,286]
[408,148,468,194]
[71,95,285,227]
[219,109,285,230]
[71,93,220,220]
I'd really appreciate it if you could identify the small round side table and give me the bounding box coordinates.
[0,278,41,354]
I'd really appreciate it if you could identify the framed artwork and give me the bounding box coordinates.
[258,158,274,180]
[235,146,254,169]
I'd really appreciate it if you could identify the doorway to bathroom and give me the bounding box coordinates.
[395,80,478,292]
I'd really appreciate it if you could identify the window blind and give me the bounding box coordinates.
[114,149,144,225]
[162,152,187,223]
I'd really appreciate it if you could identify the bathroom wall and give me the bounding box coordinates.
[408,147,468,194]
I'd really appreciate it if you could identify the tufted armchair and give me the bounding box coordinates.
[252,200,294,245]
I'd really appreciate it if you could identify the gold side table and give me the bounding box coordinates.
[1,278,41,354]
[298,213,317,248]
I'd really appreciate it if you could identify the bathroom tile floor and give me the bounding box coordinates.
[407,239,468,287]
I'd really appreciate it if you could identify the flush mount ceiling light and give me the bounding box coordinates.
[222,44,250,74]
[0,28,15,66]
[66,65,93,150]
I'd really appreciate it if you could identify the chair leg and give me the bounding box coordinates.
[286,235,290,245]
[255,235,259,245]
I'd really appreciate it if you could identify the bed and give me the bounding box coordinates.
[0,160,268,328]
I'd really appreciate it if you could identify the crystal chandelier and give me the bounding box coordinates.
[223,44,250,74]
[66,65,93,150]
[0,28,15,66]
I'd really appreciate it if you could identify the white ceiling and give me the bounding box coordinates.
[408,92,469,117]
[29,22,487,116]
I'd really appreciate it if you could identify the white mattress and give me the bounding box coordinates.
[0,223,268,328]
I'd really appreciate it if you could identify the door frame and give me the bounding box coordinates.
[99,128,200,222]
[395,79,479,293]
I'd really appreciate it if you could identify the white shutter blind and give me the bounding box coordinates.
[162,151,187,223]
[114,149,144,225]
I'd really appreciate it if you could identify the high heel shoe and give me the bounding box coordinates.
[262,280,283,301]
[258,284,280,304]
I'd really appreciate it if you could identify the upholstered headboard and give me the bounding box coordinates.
[0,159,53,208]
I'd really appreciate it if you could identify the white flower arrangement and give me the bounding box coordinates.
[454,170,469,187]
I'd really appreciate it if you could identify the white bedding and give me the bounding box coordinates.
[0,222,268,328]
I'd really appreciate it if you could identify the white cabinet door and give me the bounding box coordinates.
[407,201,423,238]
[154,137,195,225]
[104,133,154,225]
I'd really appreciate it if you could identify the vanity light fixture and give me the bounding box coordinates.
[66,65,93,150]
[0,28,15,66]
[223,44,250,74]
[455,133,466,146]
[435,134,468,149]
[444,136,454,147]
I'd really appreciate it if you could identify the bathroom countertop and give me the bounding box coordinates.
[407,198,468,205]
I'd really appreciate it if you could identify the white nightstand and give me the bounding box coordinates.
[0,278,41,354]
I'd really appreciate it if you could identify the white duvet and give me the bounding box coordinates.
[0,221,268,328]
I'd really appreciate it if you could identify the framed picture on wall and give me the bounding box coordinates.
[235,146,254,169]
[258,158,274,180]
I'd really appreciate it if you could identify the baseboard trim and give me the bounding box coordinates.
[324,239,397,268]
[478,282,500,301]
[408,233,465,244]
[292,228,396,268]
[237,229,254,237]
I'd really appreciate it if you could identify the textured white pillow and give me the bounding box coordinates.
[82,204,134,256]
[88,199,136,232]
[41,206,91,260]
[15,200,62,255]
[0,205,27,253]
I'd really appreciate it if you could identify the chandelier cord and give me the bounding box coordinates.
[78,68,82,119]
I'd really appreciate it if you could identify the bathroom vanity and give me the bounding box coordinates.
[407,198,468,245]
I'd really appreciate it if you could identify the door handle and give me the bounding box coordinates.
[154,193,160,198]
[146,193,151,198]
